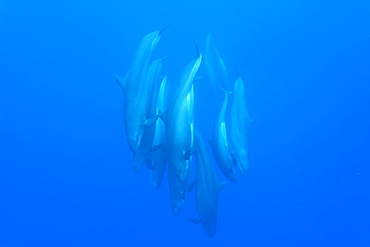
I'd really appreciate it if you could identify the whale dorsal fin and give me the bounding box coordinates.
[115,74,127,90]
[187,218,201,224]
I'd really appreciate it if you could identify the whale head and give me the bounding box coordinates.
[171,196,185,216]
[133,152,146,173]
[126,129,144,153]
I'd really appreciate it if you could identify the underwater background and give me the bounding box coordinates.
[1,0,370,246]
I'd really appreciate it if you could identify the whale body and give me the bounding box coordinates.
[165,47,201,215]
[116,27,167,155]
[190,131,226,237]
[210,87,238,183]
[150,76,168,189]
[229,76,254,176]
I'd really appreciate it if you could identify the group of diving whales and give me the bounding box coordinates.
[115,24,254,237]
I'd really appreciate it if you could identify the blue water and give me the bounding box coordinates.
[1,1,370,246]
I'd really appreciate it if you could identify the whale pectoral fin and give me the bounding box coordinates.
[187,180,196,193]
[115,74,127,90]
[248,117,257,128]
[193,75,202,82]
[146,158,153,170]
[219,181,227,192]
[184,142,198,160]
[229,144,236,160]
[145,115,160,127]
[187,218,201,224]
[151,143,164,152]
[158,110,167,123]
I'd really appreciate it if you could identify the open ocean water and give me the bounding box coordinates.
[1,0,370,246]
